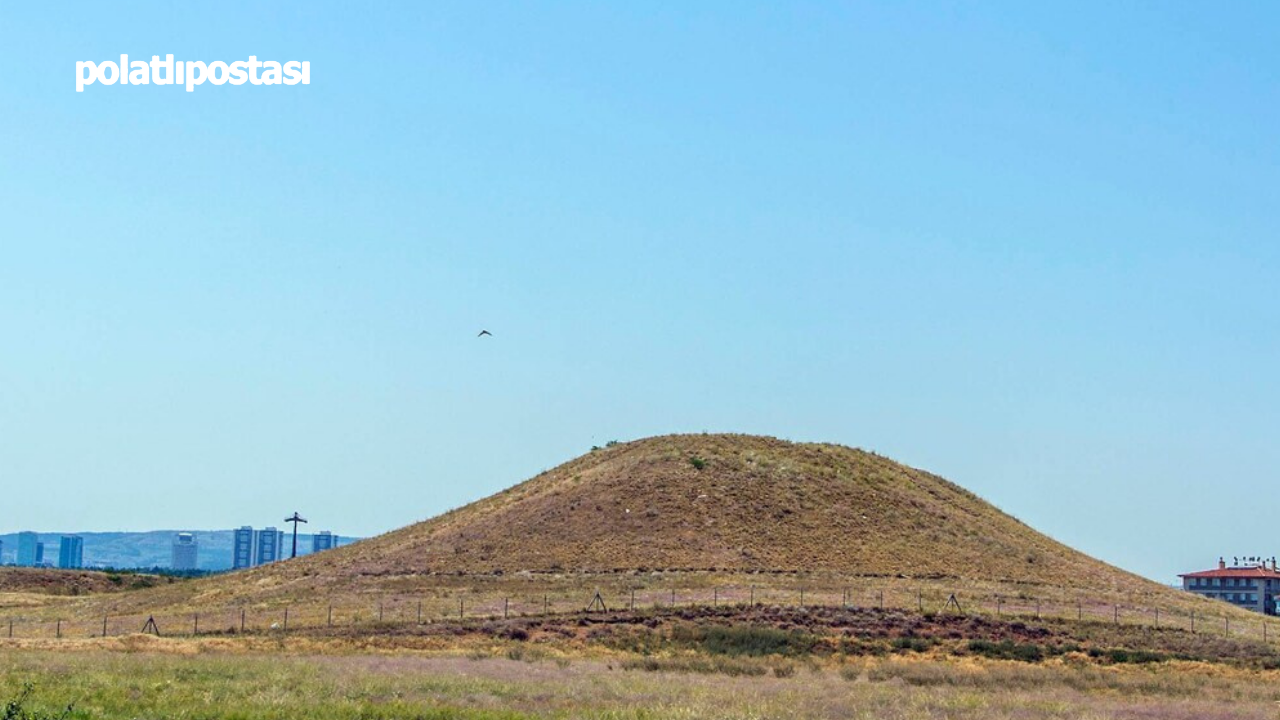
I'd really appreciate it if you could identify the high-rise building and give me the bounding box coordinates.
[254,527,282,565]
[171,532,198,571]
[16,532,39,566]
[232,526,255,569]
[57,536,83,569]
[311,531,335,553]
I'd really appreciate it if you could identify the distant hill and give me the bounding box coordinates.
[0,566,176,595]
[0,531,354,570]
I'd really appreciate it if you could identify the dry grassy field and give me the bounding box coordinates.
[6,594,1280,718]
[5,640,1280,719]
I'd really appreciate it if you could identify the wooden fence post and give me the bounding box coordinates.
[329,605,334,627]
[879,591,884,610]
[283,607,289,632]
[194,613,199,636]
[56,620,61,639]
[459,598,464,619]
[416,601,421,624]
[240,608,246,633]
[504,598,509,619]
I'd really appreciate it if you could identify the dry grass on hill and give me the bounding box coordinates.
[243,434,1147,581]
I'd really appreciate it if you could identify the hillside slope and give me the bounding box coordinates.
[273,434,1132,588]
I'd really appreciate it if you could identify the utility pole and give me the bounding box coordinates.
[284,512,308,559]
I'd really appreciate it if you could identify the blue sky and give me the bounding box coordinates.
[1,2,1277,582]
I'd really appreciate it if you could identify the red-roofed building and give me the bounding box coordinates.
[1180,558,1280,614]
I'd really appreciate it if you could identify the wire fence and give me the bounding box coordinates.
[2,585,1274,646]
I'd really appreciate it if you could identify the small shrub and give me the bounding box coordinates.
[689,456,707,470]
[772,663,796,678]
[2,684,73,720]
[965,639,1043,663]
[891,636,932,653]
[692,625,815,657]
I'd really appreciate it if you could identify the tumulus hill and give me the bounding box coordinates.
[271,434,1134,589]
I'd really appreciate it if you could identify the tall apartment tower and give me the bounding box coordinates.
[254,527,283,565]
[311,531,335,553]
[16,532,39,566]
[57,536,84,569]
[171,532,198,571]
[232,526,255,569]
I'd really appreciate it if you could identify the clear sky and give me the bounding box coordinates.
[1,2,1276,583]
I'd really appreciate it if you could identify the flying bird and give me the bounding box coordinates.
[477,330,492,337]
